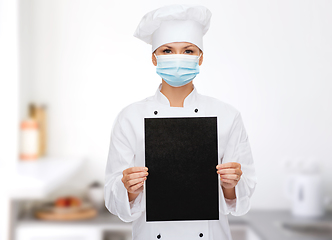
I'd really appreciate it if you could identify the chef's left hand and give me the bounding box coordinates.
[216,162,242,189]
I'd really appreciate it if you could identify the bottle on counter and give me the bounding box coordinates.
[19,103,48,161]
[19,118,39,161]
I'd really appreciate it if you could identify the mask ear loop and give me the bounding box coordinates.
[154,53,158,65]
[197,53,202,62]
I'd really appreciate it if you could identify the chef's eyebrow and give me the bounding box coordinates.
[183,45,196,49]
[162,44,196,49]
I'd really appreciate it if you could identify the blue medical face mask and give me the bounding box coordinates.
[154,53,201,87]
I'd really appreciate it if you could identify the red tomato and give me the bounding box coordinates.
[55,197,68,207]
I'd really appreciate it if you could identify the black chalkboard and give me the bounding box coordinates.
[144,117,219,222]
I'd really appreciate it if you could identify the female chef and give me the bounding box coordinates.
[104,4,257,240]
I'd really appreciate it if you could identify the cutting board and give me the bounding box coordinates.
[34,202,97,221]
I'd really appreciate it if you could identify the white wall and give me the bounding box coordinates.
[1,0,20,239]
[20,0,332,210]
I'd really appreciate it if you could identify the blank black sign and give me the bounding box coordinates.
[144,117,219,222]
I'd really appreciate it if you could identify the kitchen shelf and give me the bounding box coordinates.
[17,209,131,230]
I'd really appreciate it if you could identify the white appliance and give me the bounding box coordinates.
[284,158,330,218]
[287,173,326,217]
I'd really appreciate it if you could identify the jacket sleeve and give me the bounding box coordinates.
[104,114,144,222]
[219,112,257,216]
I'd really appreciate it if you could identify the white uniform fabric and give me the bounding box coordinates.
[133,4,212,52]
[104,83,257,240]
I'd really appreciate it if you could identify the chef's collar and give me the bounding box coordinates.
[155,83,197,107]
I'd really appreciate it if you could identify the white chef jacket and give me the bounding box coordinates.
[104,83,257,240]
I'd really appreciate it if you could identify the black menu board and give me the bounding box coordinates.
[144,117,219,222]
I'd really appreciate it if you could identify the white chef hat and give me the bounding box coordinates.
[133,4,212,53]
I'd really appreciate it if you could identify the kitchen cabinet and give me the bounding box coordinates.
[16,226,102,240]
[15,210,132,240]
[228,210,332,240]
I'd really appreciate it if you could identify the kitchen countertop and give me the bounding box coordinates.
[10,158,83,199]
[228,210,332,240]
[17,209,332,240]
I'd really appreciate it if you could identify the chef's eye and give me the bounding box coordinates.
[184,49,194,54]
[163,49,172,54]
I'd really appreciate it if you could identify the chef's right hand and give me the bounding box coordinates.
[122,167,148,201]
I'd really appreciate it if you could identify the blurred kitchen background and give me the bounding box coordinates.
[1,0,332,240]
